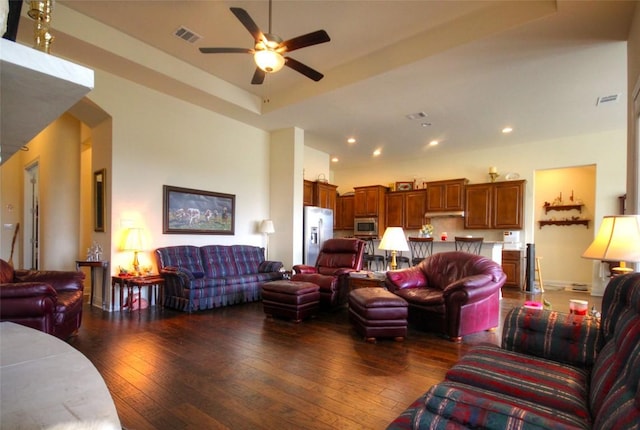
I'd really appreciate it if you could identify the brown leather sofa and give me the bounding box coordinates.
[0,259,85,340]
[292,238,366,307]
[385,251,506,341]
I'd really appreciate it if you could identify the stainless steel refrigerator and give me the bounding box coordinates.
[303,206,334,266]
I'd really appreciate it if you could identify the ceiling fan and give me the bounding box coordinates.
[199,0,330,85]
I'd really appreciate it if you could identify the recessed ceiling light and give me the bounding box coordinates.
[347,137,356,144]
[502,127,513,134]
[373,149,381,157]
[429,140,439,146]
[331,157,339,163]
[421,122,432,127]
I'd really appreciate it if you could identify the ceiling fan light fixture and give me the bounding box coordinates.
[254,49,285,73]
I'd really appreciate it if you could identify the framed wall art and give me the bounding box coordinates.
[94,169,106,232]
[395,181,414,192]
[163,185,235,235]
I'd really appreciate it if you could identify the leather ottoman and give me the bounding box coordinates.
[261,280,320,323]
[348,288,408,342]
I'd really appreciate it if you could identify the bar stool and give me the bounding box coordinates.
[454,236,484,255]
[363,237,385,271]
[408,237,434,266]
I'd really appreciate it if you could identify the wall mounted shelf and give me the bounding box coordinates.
[544,204,583,214]
[538,220,590,229]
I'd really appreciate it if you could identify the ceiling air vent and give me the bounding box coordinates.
[596,94,619,106]
[406,112,427,120]
[174,26,202,44]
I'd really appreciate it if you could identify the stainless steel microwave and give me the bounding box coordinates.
[354,217,378,237]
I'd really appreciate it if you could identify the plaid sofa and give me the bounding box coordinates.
[155,245,283,312]
[387,272,640,430]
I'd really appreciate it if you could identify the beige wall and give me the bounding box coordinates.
[627,4,640,214]
[535,165,595,287]
[0,114,82,270]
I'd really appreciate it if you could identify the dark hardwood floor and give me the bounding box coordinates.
[69,288,601,430]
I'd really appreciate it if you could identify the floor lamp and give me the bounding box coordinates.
[260,219,275,260]
[582,215,640,276]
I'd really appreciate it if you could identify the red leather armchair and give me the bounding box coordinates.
[0,259,85,340]
[292,238,365,308]
[385,251,506,341]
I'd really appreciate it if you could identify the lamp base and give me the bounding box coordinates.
[390,250,398,271]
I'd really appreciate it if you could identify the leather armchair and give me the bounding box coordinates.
[0,259,85,340]
[385,251,506,341]
[292,238,366,307]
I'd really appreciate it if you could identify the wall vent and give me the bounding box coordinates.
[174,26,202,44]
[596,94,619,106]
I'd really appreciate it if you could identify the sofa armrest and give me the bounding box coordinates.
[13,270,84,294]
[501,306,601,368]
[259,260,284,273]
[160,266,195,287]
[292,264,317,275]
[0,282,57,317]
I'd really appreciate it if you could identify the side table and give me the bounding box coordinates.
[111,275,165,312]
[76,260,110,310]
[348,274,386,291]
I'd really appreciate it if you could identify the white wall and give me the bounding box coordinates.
[84,71,273,273]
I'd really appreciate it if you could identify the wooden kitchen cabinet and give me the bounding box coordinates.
[465,180,525,229]
[502,249,523,289]
[354,185,387,217]
[386,190,427,229]
[493,180,525,229]
[426,178,468,212]
[335,195,355,230]
[316,182,337,212]
[303,180,337,212]
[303,180,314,206]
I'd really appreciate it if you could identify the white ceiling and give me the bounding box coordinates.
[15,0,636,170]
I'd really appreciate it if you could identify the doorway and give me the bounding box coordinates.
[534,165,595,289]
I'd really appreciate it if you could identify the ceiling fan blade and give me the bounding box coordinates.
[285,57,324,81]
[199,47,252,54]
[251,68,266,85]
[281,30,330,52]
[230,7,263,42]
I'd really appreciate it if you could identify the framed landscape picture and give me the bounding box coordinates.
[163,185,235,235]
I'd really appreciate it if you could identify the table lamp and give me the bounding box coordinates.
[582,215,640,276]
[260,219,275,260]
[379,227,409,270]
[122,227,144,275]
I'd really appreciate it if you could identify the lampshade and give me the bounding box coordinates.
[254,49,285,73]
[260,219,275,234]
[582,215,640,269]
[122,228,144,252]
[379,227,409,252]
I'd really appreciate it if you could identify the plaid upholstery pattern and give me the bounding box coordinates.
[155,245,283,312]
[155,246,204,276]
[590,273,640,429]
[387,273,640,430]
[200,245,238,278]
[388,381,589,430]
[445,344,590,421]
[501,306,601,368]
